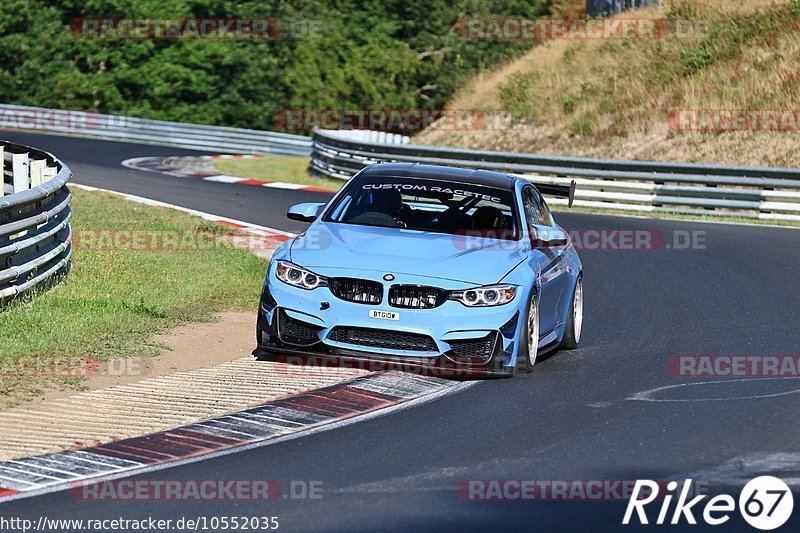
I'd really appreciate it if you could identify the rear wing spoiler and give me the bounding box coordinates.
[533,180,576,208]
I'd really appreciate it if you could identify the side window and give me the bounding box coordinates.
[522,187,543,227]
[536,193,554,226]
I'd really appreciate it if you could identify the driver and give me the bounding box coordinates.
[471,205,506,231]
[368,188,403,218]
[349,188,408,227]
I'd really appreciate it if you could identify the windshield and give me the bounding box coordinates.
[323,176,519,239]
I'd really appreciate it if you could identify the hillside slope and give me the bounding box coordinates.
[415,0,800,167]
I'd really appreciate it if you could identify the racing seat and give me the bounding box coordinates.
[349,189,408,227]
[471,206,507,230]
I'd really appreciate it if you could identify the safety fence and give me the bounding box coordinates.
[0,103,311,156]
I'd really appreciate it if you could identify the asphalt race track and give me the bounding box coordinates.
[3,131,329,234]
[2,131,800,531]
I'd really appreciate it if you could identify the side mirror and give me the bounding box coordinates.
[287,203,325,223]
[531,226,569,249]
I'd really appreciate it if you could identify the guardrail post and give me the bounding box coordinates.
[43,165,58,182]
[12,152,29,193]
[29,158,45,188]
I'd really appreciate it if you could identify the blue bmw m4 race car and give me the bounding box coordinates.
[254,163,583,377]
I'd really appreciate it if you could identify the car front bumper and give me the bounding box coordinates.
[254,270,526,377]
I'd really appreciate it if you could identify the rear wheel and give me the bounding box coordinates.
[517,293,539,373]
[560,276,583,350]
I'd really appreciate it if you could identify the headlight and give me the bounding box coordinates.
[275,261,328,290]
[449,285,516,307]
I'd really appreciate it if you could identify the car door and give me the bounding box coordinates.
[536,191,573,333]
[522,186,566,337]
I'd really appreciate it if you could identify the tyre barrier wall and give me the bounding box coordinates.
[1,140,71,305]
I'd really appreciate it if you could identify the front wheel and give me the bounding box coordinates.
[560,276,583,350]
[517,293,540,373]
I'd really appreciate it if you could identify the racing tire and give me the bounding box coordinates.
[560,276,583,350]
[517,292,540,374]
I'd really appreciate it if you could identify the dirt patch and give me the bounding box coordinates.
[0,312,367,460]
[29,311,258,407]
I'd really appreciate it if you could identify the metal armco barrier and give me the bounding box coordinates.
[310,128,800,222]
[1,140,71,305]
[0,103,311,156]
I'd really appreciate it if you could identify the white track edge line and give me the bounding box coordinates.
[71,183,296,238]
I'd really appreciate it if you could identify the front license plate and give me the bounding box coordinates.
[369,310,399,321]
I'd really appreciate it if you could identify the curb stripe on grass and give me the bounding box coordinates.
[0,372,454,499]
[71,183,293,260]
[121,155,338,193]
[71,183,294,239]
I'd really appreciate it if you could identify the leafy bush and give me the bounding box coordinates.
[0,0,550,131]
[569,112,593,135]
[681,46,715,75]
[499,72,539,121]
[562,93,578,114]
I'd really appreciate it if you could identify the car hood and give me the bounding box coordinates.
[289,222,525,285]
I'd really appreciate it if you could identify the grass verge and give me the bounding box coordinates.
[0,188,267,407]
[213,156,344,191]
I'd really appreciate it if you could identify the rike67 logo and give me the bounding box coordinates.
[624,476,793,530]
